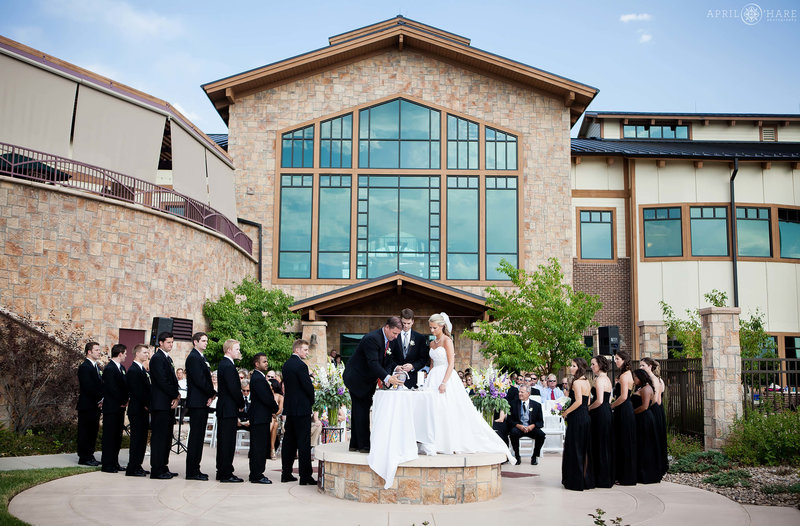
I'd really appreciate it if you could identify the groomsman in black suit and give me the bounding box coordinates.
[391,308,431,388]
[149,332,180,479]
[77,341,104,466]
[216,339,245,483]
[101,343,129,473]
[248,353,279,484]
[185,332,216,481]
[509,385,546,465]
[125,344,151,477]
[281,339,316,484]
[342,318,403,453]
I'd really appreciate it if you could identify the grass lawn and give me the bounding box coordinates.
[0,467,96,525]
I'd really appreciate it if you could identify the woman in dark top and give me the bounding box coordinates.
[561,357,594,491]
[588,355,614,488]
[641,357,668,476]
[610,349,637,485]
[632,369,662,484]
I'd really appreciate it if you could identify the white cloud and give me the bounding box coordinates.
[173,103,201,124]
[42,0,183,41]
[639,33,653,43]
[620,13,653,23]
[7,25,45,44]
[81,63,121,80]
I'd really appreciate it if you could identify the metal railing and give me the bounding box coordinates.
[742,358,800,413]
[0,142,252,254]
[660,358,704,437]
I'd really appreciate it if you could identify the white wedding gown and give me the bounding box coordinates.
[420,346,515,460]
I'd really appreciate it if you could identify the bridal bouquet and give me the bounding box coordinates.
[552,395,571,415]
[470,366,512,425]
[311,362,350,427]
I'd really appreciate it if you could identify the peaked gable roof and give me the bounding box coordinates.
[202,16,597,125]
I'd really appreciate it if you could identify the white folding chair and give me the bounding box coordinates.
[235,429,250,453]
[205,413,217,448]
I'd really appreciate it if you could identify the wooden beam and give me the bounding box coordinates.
[657,160,666,168]
[754,120,763,127]
[791,162,799,170]
[573,156,582,165]
[729,120,736,127]
[564,91,575,108]
[694,161,704,169]
[606,157,615,166]
[622,118,629,125]
[762,162,772,170]
[783,121,791,127]
[396,278,402,295]
[677,119,682,125]
[225,87,235,105]
[398,34,404,51]
[308,309,316,321]
[703,119,710,126]
[650,119,656,125]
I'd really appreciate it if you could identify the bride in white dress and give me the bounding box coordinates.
[420,312,515,461]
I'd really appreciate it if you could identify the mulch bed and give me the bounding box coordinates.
[664,466,800,509]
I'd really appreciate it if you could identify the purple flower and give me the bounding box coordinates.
[479,389,487,397]
[499,392,506,398]
[337,387,345,395]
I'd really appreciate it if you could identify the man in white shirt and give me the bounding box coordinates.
[541,374,564,401]
[390,308,430,388]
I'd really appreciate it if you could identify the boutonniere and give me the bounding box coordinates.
[386,348,392,356]
[410,340,415,347]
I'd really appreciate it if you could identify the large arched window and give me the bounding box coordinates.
[275,97,519,283]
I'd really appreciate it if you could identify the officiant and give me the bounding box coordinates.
[391,308,430,389]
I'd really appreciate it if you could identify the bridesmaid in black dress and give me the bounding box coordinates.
[632,369,662,484]
[641,357,668,476]
[561,357,594,491]
[610,350,637,485]
[588,355,614,488]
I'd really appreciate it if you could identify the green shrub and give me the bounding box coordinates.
[669,450,731,474]
[0,422,128,457]
[667,433,703,460]
[703,469,751,487]
[761,482,800,494]
[724,409,800,466]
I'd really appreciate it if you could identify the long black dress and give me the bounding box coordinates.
[562,388,594,491]
[632,392,663,484]
[612,382,637,485]
[653,381,669,476]
[589,386,614,488]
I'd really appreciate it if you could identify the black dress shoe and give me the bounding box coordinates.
[220,476,244,483]
[358,448,370,453]
[250,477,273,484]
[531,456,538,465]
[514,456,521,466]
[348,447,359,452]
[186,474,208,481]
[79,459,101,467]
[151,472,173,479]
[116,465,126,471]
[101,468,118,473]
[168,471,179,477]
[142,470,151,475]
[299,478,317,486]
[281,474,298,483]
[198,472,209,479]
[126,470,147,477]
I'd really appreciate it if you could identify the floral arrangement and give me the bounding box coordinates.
[469,366,512,425]
[311,362,350,426]
[551,395,572,415]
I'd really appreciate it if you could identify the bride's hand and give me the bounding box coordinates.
[438,383,446,394]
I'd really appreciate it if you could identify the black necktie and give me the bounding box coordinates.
[95,363,102,378]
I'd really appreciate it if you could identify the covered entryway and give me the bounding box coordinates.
[291,271,490,371]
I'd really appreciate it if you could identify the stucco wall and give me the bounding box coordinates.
[0,177,257,359]
[228,48,573,301]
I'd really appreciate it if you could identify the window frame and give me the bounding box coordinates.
[621,122,692,140]
[689,205,730,258]
[272,94,524,285]
[641,205,684,259]
[576,207,617,262]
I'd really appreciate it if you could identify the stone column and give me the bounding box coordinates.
[301,320,328,370]
[637,320,668,360]
[700,307,742,451]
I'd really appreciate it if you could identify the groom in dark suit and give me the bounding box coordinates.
[281,339,316,484]
[149,332,180,479]
[509,385,546,465]
[342,317,403,453]
[391,308,431,388]
[216,339,245,483]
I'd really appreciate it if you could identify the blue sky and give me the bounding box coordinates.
[2,0,798,134]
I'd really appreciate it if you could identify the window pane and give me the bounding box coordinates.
[320,140,331,168]
[319,187,351,251]
[399,252,428,278]
[691,218,728,256]
[368,188,398,252]
[367,140,399,168]
[400,100,432,139]
[367,253,398,277]
[623,126,636,138]
[486,254,517,280]
[278,252,310,279]
[737,219,771,257]
[447,141,457,169]
[447,188,478,252]
[581,222,612,259]
[644,219,682,257]
[369,100,399,139]
[318,252,349,279]
[676,126,689,139]
[282,140,292,167]
[447,253,478,280]
[507,141,517,170]
[663,126,675,139]
[279,187,312,251]
[486,189,517,253]
[400,141,430,169]
[780,219,800,259]
[486,142,495,169]
[400,188,429,253]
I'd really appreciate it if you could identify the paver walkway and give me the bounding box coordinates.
[4,448,799,525]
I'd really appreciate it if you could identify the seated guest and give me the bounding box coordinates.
[238,379,251,429]
[176,368,187,398]
[526,374,541,396]
[509,385,546,465]
[311,411,323,447]
[269,378,284,458]
[492,409,509,446]
[541,374,564,401]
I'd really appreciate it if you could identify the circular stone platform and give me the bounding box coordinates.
[314,442,506,504]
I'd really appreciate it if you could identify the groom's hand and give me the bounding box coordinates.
[387,376,402,387]
[401,364,413,372]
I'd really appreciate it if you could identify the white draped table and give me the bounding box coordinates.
[367,389,439,489]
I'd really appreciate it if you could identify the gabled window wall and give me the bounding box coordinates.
[275,97,521,282]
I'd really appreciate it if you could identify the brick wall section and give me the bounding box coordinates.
[0,178,257,364]
[228,49,573,301]
[572,258,632,354]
